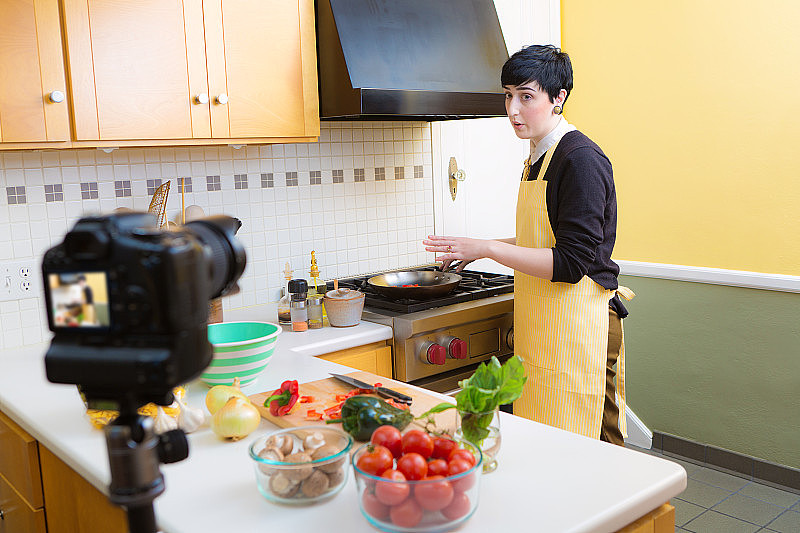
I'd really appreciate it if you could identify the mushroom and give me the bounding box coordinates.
[283,452,314,482]
[325,467,345,488]
[265,433,295,456]
[268,472,300,498]
[312,444,344,474]
[257,446,284,475]
[302,431,326,454]
[300,470,330,498]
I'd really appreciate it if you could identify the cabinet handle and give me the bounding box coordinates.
[0,507,5,520]
[194,93,209,105]
[48,90,65,103]
[215,93,229,105]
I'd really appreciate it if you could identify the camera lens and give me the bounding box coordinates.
[184,216,246,298]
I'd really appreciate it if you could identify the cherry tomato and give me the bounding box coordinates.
[401,429,434,458]
[414,475,454,511]
[361,491,390,521]
[448,448,477,467]
[389,497,423,528]
[447,458,476,492]
[375,469,410,506]
[356,445,394,476]
[427,458,449,477]
[396,452,428,480]
[370,425,403,458]
[431,436,457,460]
[441,491,472,520]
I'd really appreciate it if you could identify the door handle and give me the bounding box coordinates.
[448,157,466,201]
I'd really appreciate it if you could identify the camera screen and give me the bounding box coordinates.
[48,272,110,328]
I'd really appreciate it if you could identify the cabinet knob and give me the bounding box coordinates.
[48,90,65,103]
[194,93,209,105]
[0,507,4,520]
[215,93,229,105]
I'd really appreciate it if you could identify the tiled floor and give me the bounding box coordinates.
[628,445,800,532]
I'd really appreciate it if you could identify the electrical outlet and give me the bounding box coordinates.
[0,261,39,302]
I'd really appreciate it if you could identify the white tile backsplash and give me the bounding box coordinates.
[0,121,435,349]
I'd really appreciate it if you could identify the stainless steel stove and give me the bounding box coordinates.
[334,266,514,394]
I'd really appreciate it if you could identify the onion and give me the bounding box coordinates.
[205,377,248,414]
[211,397,261,441]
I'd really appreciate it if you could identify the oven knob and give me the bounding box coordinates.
[419,341,447,365]
[440,336,468,359]
[506,327,514,350]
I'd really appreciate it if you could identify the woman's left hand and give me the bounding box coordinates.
[423,235,487,270]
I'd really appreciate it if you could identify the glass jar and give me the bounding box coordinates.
[290,298,308,332]
[454,407,501,473]
[307,296,324,329]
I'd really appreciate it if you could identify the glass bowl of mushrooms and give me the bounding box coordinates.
[248,425,354,505]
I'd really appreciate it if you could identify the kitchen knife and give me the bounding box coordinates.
[329,374,413,405]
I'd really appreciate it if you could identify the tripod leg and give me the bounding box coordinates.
[126,504,158,533]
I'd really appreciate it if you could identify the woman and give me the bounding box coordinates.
[423,45,632,445]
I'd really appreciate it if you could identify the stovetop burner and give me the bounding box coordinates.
[332,266,514,313]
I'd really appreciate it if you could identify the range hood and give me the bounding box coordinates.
[316,0,509,121]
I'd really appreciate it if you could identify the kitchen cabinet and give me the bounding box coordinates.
[0,0,318,150]
[0,410,126,533]
[317,341,393,379]
[0,0,70,146]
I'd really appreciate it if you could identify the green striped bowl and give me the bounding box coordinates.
[202,321,282,387]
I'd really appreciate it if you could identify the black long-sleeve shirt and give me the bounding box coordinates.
[523,130,628,317]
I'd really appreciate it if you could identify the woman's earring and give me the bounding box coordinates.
[553,105,563,115]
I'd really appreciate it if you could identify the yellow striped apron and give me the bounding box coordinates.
[512,138,629,439]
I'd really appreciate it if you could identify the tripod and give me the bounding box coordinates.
[104,400,189,533]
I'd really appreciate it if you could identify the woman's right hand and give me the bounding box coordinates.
[422,235,486,271]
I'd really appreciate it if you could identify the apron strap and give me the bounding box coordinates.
[522,138,562,182]
[617,285,635,301]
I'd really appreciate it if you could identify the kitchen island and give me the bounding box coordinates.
[0,319,685,533]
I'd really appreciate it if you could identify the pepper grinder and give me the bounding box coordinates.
[288,278,309,332]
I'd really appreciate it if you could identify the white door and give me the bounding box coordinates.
[432,0,560,274]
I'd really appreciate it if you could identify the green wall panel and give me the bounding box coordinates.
[619,275,800,469]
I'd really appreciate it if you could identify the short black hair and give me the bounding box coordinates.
[501,45,573,105]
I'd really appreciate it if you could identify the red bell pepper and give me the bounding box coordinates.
[264,380,300,416]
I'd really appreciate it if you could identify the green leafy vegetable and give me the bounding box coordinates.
[413,356,527,446]
[456,356,527,446]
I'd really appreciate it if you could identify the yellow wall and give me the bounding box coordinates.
[562,1,800,276]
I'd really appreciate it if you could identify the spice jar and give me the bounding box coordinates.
[307,295,324,329]
[288,279,309,332]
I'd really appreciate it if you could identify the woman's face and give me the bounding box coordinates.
[504,82,564,142]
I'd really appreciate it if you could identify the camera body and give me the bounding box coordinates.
[42,212,245,408]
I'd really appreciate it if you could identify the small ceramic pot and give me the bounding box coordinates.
[324,288,365,327]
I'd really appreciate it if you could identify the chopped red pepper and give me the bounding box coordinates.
[385,398,410,410]
[305,409,323,421]
[264,380,300,416]
[299,395,314,403]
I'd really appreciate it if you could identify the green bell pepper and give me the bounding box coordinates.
[333,395,413,441]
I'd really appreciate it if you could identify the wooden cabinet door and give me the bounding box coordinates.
[62,0,210,141]
[204,0,319,139]
[0,0,69,142]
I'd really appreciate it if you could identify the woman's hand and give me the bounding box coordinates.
[422,235,487,271]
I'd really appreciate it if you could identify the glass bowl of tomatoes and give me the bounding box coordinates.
[352,427,483,533]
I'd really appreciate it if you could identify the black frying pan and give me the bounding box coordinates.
[367,271,462,300]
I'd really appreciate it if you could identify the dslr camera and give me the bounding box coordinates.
[42,211,246,407]
[41,211,246,533]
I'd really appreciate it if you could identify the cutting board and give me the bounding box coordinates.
[248,371,457,440]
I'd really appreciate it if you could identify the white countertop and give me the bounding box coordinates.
[0,316,685,533]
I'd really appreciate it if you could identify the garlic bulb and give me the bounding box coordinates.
[176,397,205,433]
[154,406,178,434]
